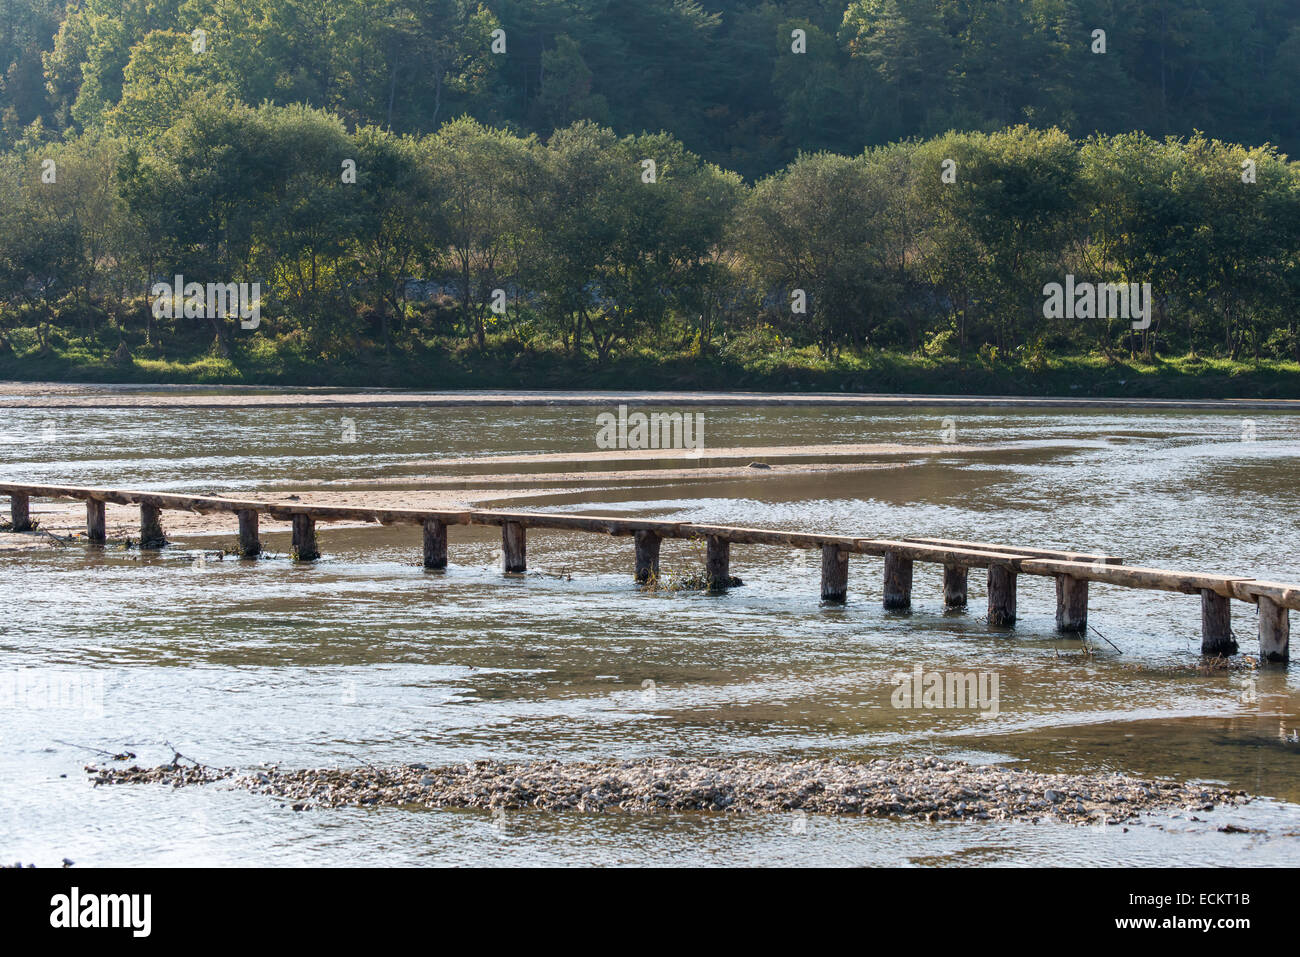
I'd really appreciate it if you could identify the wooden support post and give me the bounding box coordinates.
[634,530,661,584]
[139,503,166,548]
[705,535,730,590]
[821,544,848,603]
[883,551,912,609]
[86,499,105,543]
[423,518,447,569]
[10,492,31,532]
[237,509,261,558]
[1055,574,1088,633]
[1259,595,1289,664]
[943,565,968,608]
[291,514,319,561]
[1200,589,1236,656]
[502,521,526,573]
[987,564,1016,626]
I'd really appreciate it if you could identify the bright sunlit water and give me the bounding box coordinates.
[2,397,1299,865]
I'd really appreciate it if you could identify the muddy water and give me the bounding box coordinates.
[2,398,1300,865]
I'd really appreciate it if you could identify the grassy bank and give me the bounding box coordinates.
[1,327,1299,399]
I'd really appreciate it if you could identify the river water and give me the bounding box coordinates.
[2,396,1300,865]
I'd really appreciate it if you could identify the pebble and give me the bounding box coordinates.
[83,757,1252,825]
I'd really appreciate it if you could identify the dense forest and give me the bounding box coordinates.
[0,0,1298,389]
[6,0,1298,175]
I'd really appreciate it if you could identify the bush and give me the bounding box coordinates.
[923,328,958,358]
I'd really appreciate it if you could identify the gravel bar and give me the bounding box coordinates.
[85,756,1251,824]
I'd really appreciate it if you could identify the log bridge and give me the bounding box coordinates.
[3,482,1295,664]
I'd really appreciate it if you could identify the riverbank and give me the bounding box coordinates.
[85,756,1252,826]
[2,344,1298,401]
[2,381,1300,410]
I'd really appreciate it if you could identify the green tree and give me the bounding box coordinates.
[349,125,445,352]
[427,116,533,350]
[108,30,230,142]
[737,150,892,353]
[515,120,621,357]
[533,34,609,130]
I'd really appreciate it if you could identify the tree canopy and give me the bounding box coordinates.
[3,0,1297,177]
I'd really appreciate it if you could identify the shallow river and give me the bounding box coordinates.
[3,397,1300,865]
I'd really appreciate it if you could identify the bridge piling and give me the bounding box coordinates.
[502,521,526,573]
[9,493,31,532]
[883,551,912,609]
[291,514,319,561]
[1201,590,1236,656]
[237,509,261,557]
[943,565,968,608]
[139,503,166,548]
[705,535,730,590]
[423,518,447,569]
[634,530,661,584]
[821,544,848,603]
[1055,575,1088,632]
[85,499,105,543]
[988,565,1017,626]
[1259,596,1290,663]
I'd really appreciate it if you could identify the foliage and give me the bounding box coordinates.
[3,0,1298,174]
[1,0,1298,380]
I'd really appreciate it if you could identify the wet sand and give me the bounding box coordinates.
[0,440,1004,547]
[423,441,1003,468]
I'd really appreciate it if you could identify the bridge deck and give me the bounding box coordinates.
[1,482,1290,663]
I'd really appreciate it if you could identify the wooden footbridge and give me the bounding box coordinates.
[3,482,1294,664]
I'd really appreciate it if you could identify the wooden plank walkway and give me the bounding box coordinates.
[1,482,1291,664]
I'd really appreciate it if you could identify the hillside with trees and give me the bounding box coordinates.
[0,0,1297,393]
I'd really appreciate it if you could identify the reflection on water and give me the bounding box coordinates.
[2,402,1299,865]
